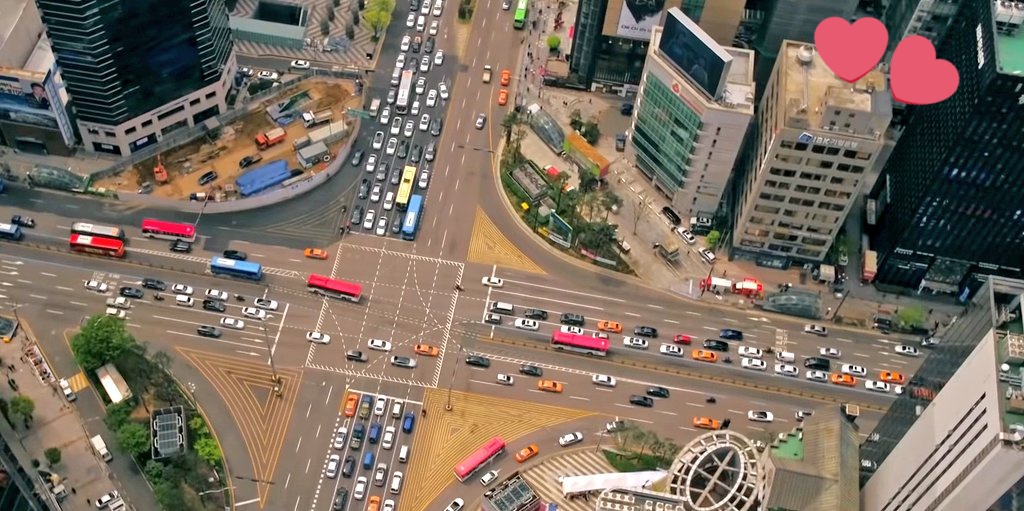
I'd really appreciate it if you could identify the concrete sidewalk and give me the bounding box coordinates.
[0,147,117,180]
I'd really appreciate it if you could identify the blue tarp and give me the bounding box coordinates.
[235,160,290,197]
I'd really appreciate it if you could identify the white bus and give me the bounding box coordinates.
[395,70,414,114]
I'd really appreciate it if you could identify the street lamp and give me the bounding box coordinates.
[194,192,212,229]
[445,343,465,411]
[257,317,282,394]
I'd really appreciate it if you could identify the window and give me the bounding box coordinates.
[126,126,137,135]
[780,140,795,149]
[104,131,115,137]
[754,205,780,214]
[799,172,824,182]
[745,228,769,237]
[772,232,798,241]
[851,165,865,174]
[205,91,216,99]
[782,209,797,218]
[837,163,851,171]
[811,145,826,154]
[142,120,153,127]
[739,239,765,248]
[156,105,185,121]
[794,142,809,151]
[796,247,822,257]
[825,147,840,156]
[748,217,766,225]
[842,149,858,159]
[806,225,831,235]
[767,244,793,253]
[830,176,846,185]
[803,237,827,247]
[776,154,803,164]
[190,98,201,106]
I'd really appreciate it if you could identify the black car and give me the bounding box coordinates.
[412,36,422,53]
[634,326,659,338]
[409,144,422,163]
[170,240,192,253]
[239,154,263,169]
[391,218,402,234]
[350,149,365,166]
[424,36,435,53]
[198,170,218,186]
[350,205,364,225]
[719,329,743,341]
[397,140,409,159]
[358,179,370,199]
[346,350,368,362]
[223,250,247,261]
[661,206,682,226]
[466,355,491,368]
[342,455,356,478]
[142,278,167,291]
[390,168,402,185]
[119,287,144,299]
[629,395,654,407]
[197,325,222,338]
[620,103,634,115]
[560,312,585,326]
[803,357,831,371]
[524,309,548,320]
[202,300,226,313]
[429,118,442,137]
[646,386,670,398]
[10,215,35,228]
[519,365,543,377]
[333,487,349,510]
[703,339,730,352]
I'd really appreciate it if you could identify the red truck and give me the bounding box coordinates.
[255,127,286,150]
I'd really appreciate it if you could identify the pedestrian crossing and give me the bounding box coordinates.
[64,371,90,393]
[231,0,376,66]
[522,449,617,511]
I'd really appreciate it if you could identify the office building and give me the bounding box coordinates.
[882,0,964,59]
[631,9,755,224]
[567,0,743,89]
[860,277,1024,511]
[729,41,891,266]
[36,0,235,156]
[866,0,1024,293]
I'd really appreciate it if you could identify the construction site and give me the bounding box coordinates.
[92,79,359,200]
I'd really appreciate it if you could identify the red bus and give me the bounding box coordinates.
[71,222,125,241]
[551,331,609,356]
[454,437,505,482]
[69,234,125,258]
[307,274,363,302]
[141,218,196,242]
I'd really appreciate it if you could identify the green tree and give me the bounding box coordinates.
[144,459,165,481]
[327,8,336,22]
[569,109,583,131]
[104,401,133,432]
[44,447,61,466]
[580,120,600,144]
[502,110,522,145]
[117,422,150,458]
[346,22,356,40]
[334,0,342,6]
[547,35,561,51]
[194,437,223,466]
[706,230,721,250]
[898,305,927,329]
[189,416,210,437]
[320,18,330,36]
[9,395,34,423]
[153,481,188,509]
[71,315,135,372]
[364,8,390,38]
[601,190,623,221]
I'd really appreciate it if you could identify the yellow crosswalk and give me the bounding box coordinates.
[467,207,546,273]
[64,372,90,393]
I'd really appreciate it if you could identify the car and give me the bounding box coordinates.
[391,218,402,234]
[444,498,466,511]
[404,119,415,138]
[406,344,436,358]
[805,369,829,382]
[242,307,266,320]
[390,117,403,135]
[560,325,584,335]
[351,205,365,225]
[795,410,814,421]
[865,379,891,393]
[498,89,509,106]
[475,113,487,129]
[659,344,684,357]
[597,320,622,333]
[515,444,539,462]
[804,324,829,336]
[719,328,743,340]
[417,14,427,30]
[204,289,227,301]
[383,192,396,210]
[426,89,438,107]
[592,374,617,387]
[326,454,341,478]
[438,82,449,99]
[406,12,416,27]
[334,488,350,509]
[254,298,278,310]
[432,0,443,15]
[840,364,867,377]
[307,331,331,344]
[119,287,144,299]
[333,427,348,450]
[170,239,192,253]
[484,313,503,324]
[742,357,767,371]
[379,106,390,124]
[646,386,670,398]
[410,145,423,164]
[425,141,436,161]
[142,278,166,291]
[220,317,243,329]
[420,54,432,71]
[480,469,499,487]
[429,118,442,136]
[344,394,359,416]
[831,373,857,386]
[368,338,393,351]
[747,410,774,423]
[481,276,504,287]
[538,380,564,393]
[354,476,368,499]
[692,349,719,363]
[198,169,218,185]
[391,356,417,368]
[290,59,310,69]
[894,385,905,395]
[372,131,385,150]
[500,69,511,85]
[634,326,659,338]
[879,370,906,384]
[386,137,398,155]
[256,70,279,81]
[895,344,921,357]
[496,373,515,385]
[222,249,248,261]
[698,247,717,263]
[351,149,365,166]
[363,209,376,230]
[373,396,388,417]
[375,217,387,236]
[525,309,548,320]
[703,339,730,352]
[96,491,120,508]
[418,113,430,132]
[693,417,721,430]
[85,280,108,293]
[623,337,649,349]
[59,378,76,401]
[423,36,435,52]
[738,346,763,358]
[775,363,799,377]
[629,395,654,407]
[520,364,543,377]
[514,318,539,331]
[434,50,444,65]
[400,35,411,52]
[171,284,193,296]
[239,154,262,169]
[673,334,695,345]
[397,140,409,158]
[558,432,584,447]
[673,227,697,244]
[305,248,329,260]
[411,99,421,116]
[466,355,491,367]
[819,347,842,358]
[202,299,226,313]
[346,350,368,362]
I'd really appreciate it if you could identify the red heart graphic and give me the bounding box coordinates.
[814,17,888,83]
[890,35,960,105]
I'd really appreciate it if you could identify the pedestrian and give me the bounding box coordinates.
[71,488,76,495]
[722,270,727,277]
[928,308,934,315]
[86,499,90,505]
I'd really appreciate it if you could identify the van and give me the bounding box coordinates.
[398,445,409,463]
[390,67,402,86]
[490,302,514,314]
[391,400,404,419]
[416,15,426,32]
[369,98,381,116]
[776,351,796,363]
[390,471,404,494]
[369,422,382,444]
[175,295,194,308]
[362,451,375,469]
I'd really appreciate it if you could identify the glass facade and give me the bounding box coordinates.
[37,0,233,126]
[632,74,702,193]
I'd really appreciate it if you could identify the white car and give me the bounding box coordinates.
[895,344,921,357]
[384,500,395,511]
[241,307,266,320]
[411,100,421,115]
[738,346,763,359]
[386,137,398,155]
[438,82,449,99]
[415,76,427,95]
[307,331,331,344]
[894,385,905,395]
[370,184,382,203]
[256,70,279,81]
[171,284,193,295]
[376,218,388,236]
[865,379,891,393]
[383,192,395,210]
[368,338,393,351]
[400,35,411,52]
[220,317,245,330]
[374,396,388,416]
[592,374,617,387]
[698,247,717,263]
[747,410,774,423]
[840,364,867,377]
[434,50,444,66]
[418,170,430,189]
[444,498,465,511]
[560,325,584,335]
[390,117,403,135]
[429,20,439,35]
[741,357,767,371]
[326,454,341,479]
[774,363,799,377]
[403,119,415,138]
[59,378,76,401]
[623,337,649,349]
[659,344,684,357]
[417,14,426,31]
[496,373,514,385]
[426,89,438,107]
[105,307,126,319]
[475,113,487,129]
[558,432,584,447]
[420,55,431,72]
[419,114,430,131]
[804,324,829,336]
[481,276,504,287]
[204,289,228,301]
[805,369,829,382]
[85,280,108,292]
[380,106,391,124]
[514,318,539,331]
[354,476,368,500]
[96,491,120,508]
[365,153,378,173]
[362,209,376,230]
[819,347,842,358]
[432,0,443,15]
[382,426,396,449]
[480,470,498,487]
[372,131,385,150]
[290,59,310,69]
[254,298,278,310]
[333,427,347,449]
[673,227,697,244]
[405,12,416,27]
[420,1,431,14]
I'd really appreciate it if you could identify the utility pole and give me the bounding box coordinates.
[258,317,282,395]
[445,343,464,411]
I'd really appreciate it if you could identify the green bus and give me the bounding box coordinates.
[513,0,528,29]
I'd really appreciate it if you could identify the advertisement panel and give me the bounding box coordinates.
[602,0,680,41]
[657,8,732,99]
[0,66,75,146]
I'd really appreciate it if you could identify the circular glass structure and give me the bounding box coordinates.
[666,430,766,510]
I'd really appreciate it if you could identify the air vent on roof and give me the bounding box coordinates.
[797,46,815,65]
[1007,334,1024,364]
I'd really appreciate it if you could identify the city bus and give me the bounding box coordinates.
[401,194,424,241]
[71,222,125,241]
[307,274,363,303]
[550,331,609,356]
[454,437,506,482]
[209,257,263,281]
[0,223,23,241]
[395,70,414,115]
[140,218,197,242]
[69,234,125,258]
[513,0,528,29]
[395,165,417,211]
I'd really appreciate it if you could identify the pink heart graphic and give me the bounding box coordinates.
[814,17,888,83]
[890,35,960,105]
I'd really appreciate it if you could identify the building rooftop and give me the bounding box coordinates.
[0,0,29,44]
[994,0,1024,75]
[990,285,1024,430]
[722,47,756,112]
[596,487,688,511]
[483,474,540,511]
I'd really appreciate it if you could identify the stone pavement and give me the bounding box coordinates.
[0,147,117,181]
[522,449,616,511]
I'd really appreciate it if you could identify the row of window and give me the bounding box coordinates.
[736,238,825,259]
[779,139,874,160]
[746,217,833,235]
[750,204,838,225]
[85,90,218,139]
[763,179,855,198]
[757,192,847,212]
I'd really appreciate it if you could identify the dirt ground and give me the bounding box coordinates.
[93,79,362,199]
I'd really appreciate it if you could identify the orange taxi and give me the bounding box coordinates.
[414,343,439,357]
[500,69,512,86]
[691,349,718,363]
[693,416,721,430]
[831,373,857,387]
[515,444,539,462]
[343,393,359,417]
[368,496,381,511]
[537,380,564,393]
[597,320,623,333]
[498,89,509,106]
[304,248,329,260]
[879,370,905,384]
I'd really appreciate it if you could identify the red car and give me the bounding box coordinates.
[673,334,694,344]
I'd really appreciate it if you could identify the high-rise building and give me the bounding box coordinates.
[860,276,1024,511]
[865,0,1024,294]
[36,0,235,156]
[728,41,891,266]
[630,9,755,224]
[881,0,964,59]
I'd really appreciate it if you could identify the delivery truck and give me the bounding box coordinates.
[482,65,493,83]
[255,127,287,150]
[292,120,348,150]
[297,142,331,169]
[302,109,333,128]
[91,435,112,462]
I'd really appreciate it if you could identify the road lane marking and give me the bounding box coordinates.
[837,337,853,343]
[728,409,745,414]
[70,301,87,306]
[30,294,47,300]
[46,309,64,315]
[41,272,56,277]
[624,312,640,317]
[664,320,679,324]
[16,279,31,284]
[855,353,870,358]
[647,304,663,309]
[702,326,717,331]
[569,396,589,401]
[685,402,705,408]
[657,410,676,416]
[686,311,701,316]
[500,279,627,302]
[489,290,605,310]
[57,286,72,291]
[167,330,269,349]
[679,426,696,431]
[723,318,738,323]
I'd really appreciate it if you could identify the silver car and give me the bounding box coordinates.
[362,209,376,230]
[370,184,382,202]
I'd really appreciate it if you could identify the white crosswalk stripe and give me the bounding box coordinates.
[521,450,617,511]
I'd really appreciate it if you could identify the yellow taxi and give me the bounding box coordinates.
[304,248,329,260]
[693,417,721,430]
[538,380,564,393]
[367,496,380,511]
[500,69,512,86]
[515,444,539,462]
[879,370,905,384]
[498,89,509,106]
[414,343,439,357]
[343,393,359,417]
[597,320,623,333]
[831,373,857,387]
[691,349,718,363]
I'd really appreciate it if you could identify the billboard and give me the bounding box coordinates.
[658,8,732,99]
[0,65,76,147]
[602,0,681,41]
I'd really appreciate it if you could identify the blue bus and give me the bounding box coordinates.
[209,257,263,281]
[401,194,424,241]
[0,222,23,241]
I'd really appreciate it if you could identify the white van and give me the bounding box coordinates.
[776,351,796,363]
[490,302,514,314]
[391,67,402,86]
[398,445,409,463]
[369,98,381,117]
[416,15,426,32]
[391,400,404,419]
[176,295,194,308]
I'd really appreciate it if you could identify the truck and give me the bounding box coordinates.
[91,435,112,462]
[255,127,287,150]
[297,141,331,169]
[657,237,681,263]
[368,98,381,117]
[482,65,493,83]
[293,120,348,150]
[302,109,333,128]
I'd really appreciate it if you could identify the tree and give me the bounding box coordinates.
[351,2,361,25]
[547,35,561,51]
[117,422,150,458]
[581,120,600,144]
[9,395,34,423]
[194,437,223,466]
[144,459,165,481]
[898,305,927,330]
[334,0,342,6]
[71,315,135,372]
[601,190,623,221]
[104,402,133,432]
[364,7,391,38]
[328,8,336,22]
[44,447,61,466]
[189,416,210,437]
[569,109,583,131]
[346,22,356,40]
[320,18,330,36]
[632,197,647,235]
[706,230,721,250]
[502,110,522,145]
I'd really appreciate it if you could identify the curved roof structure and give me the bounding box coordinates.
[666,430,768,510]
